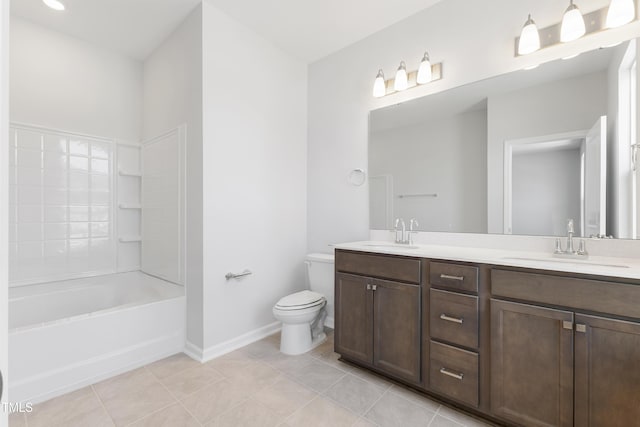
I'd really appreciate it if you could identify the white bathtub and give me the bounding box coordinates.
[8,271,185,404]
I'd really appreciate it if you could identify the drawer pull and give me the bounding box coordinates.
[440,274,464,281]
[440,367,464,381]
[440,313,464,324]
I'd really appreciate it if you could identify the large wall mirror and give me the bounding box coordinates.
[369,38,640,239]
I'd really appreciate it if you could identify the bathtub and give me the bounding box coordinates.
[8,271,185,404]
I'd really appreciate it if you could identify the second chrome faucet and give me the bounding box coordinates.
[394,218,419,245]
[554,218,588,258]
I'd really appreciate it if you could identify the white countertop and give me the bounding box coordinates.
[333,241,640,280]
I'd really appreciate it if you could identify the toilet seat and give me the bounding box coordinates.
[275,290,325,311]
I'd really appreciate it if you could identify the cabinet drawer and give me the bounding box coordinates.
[430,262,478,293]
[430,341,479,408]
[430,289,479,349]
[491,269,640,319]
[335,250,421,284]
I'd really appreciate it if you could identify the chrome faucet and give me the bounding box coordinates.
[408,218,419,245]
[566,219,575,254]
[553,218,588,258]
[394,218,406,244]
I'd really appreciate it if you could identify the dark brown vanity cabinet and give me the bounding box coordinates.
[335,249,640,427]
[428,262,481,408]
[335,251,422,384]
[490,299,574,427]
[574,314,640,427]
[491,269,640,427]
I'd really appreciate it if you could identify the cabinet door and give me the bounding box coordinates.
[373,279,421,383]
[490,299,574,427]
[335,273,373,364]
[575,314,640,427]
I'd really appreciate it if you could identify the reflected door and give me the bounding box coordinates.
[584,116,607,237]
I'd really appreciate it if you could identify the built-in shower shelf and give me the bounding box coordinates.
[118,170,142,177]
[118,203,142,209]
[118,236,142,243]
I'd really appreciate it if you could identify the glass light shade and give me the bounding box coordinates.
[606,0,635,28]
[416,53,432,84]
[518,15,540,55]
[373,70,386,98]
[560,2,586,42]
[394,62,408,91]
[42,0,65,10]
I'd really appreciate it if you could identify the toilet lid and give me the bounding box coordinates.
[275,290,325,311]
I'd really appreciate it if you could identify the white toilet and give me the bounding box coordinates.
[273,253,334,355]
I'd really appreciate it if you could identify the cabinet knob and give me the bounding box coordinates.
[366,284,372,290]
[372,284,377,291]
[576,324,587,333]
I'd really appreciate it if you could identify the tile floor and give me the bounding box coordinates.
[9,331,494,427]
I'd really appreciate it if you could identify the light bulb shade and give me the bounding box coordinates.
[561,3,586,42]
[416,53,432,84]
[518,15,540,55]
[606,0,635,28]
[373,70,386,98]
[394,62,408,91]
[42,0,65,10]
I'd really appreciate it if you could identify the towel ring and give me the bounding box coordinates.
[348,169,366,186]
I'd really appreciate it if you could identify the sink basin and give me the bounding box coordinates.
[502,256,630,269]
[363,243,420,250]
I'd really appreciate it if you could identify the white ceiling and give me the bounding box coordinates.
[11,0,202,60]
[13,0,445,63]
[206,0,444,62]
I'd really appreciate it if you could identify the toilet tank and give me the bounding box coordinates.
[306,253,335,325]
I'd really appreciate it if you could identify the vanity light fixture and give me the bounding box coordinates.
[515,0,636,57]
[373,69,386,98]
[606,0,635,28]
[372,54,443,98]
[518,14,541,55]
[42,0,65,11]
[394,61,409,91]
[561,0,586,42]
[416,52,433,84]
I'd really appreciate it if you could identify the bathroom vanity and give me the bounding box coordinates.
[333,243,640,427]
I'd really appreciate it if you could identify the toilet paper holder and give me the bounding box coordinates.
[225,269,253,280]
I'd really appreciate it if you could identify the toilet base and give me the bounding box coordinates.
[279,324,327,356]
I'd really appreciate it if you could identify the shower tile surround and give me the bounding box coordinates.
[8,125,142,285]
[9,332,492,427]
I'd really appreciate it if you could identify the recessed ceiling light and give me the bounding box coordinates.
[42,0,65,11]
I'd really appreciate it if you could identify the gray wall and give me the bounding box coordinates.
[143,5,203,348]
[512,148,581,236]
[369,109,487,233]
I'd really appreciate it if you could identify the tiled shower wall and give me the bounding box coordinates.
[9,125,115,284]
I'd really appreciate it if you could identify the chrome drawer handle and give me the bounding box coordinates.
[440,367,464,381]
[440,274,464,281]
[440,313,464,324]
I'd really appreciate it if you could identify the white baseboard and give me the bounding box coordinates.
[186,322,282,363]
[183,340,204,362]
[184,318,334,363]
[11,331,184,405]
